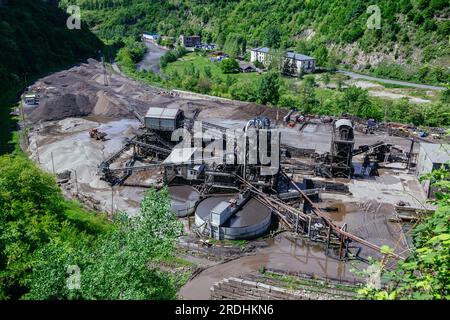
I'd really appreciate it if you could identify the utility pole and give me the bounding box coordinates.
[102,55,109,86]
[51,152,56,175]
[74,170,79,195]
[111,187,114,217]
[35,140,40,164]
[407,138,415,171]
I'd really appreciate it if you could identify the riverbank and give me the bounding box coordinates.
[136,41,168,74]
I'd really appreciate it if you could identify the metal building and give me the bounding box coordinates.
[416,143,450,198]
[330,119,355,178]
[144,107,184,131]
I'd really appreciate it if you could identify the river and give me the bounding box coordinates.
[136,41,168,74]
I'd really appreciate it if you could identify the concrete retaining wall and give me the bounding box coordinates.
[210,277,354,300]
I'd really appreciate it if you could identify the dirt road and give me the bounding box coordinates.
[338,70,445,91]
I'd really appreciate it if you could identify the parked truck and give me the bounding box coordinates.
[89,128,107,141]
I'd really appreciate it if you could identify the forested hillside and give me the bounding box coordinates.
[0,0,102,91]
[61,0,449,85]
[0,0,102,153]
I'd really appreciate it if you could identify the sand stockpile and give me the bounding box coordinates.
[28,93,96,122]
[92,91,130,118]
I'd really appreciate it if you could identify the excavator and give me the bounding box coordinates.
[89,128,107,141]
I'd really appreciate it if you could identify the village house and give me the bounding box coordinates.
[179,35,202,48]
[238,61,257,73]
[250,47,316,75]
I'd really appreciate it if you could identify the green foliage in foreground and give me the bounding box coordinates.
[359,161,450,300]
[0,153,184,300]
[0,154,110,299]
[24,188,183,300]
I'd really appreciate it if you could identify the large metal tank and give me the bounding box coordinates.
[168,185,200,217]
[195,194,272,240]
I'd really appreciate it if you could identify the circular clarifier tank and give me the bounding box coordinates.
[169,185,200,217]
[195,194,272,240]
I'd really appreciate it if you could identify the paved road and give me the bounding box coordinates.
[338,70,446,91]
[136,41,168,74]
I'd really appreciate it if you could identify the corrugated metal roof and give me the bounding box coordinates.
[285,51,315,61]
[238,61,255,69]
[145,107,180,119]
[421,143,450,164]
[252,47,270,53]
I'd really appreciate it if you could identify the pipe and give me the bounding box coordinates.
[280,171,404,260]
[243,120,254,181]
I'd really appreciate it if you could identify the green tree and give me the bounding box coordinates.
[25,188,183,300]
[321,73,331,88]
[257,72,280,105]
[264,26,281,48]
[219,58,239,74]
[229,81,257,102]
[216,33,226,50]
[342,85,372,118]
[440,88,450,104]
[197,77,212,94]
[299,76,317,113]
[336,75,345,91]
[313,44,328,66]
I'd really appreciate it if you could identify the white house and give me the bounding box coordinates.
[416,143,450,198]
[250,47,316,75]
[250,47,272,64]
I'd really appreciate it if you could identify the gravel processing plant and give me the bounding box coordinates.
[19,59,443,299]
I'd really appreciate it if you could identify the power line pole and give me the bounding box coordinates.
[74,170,79,195]
[35,140,40,164]
[51,152,56,175]
[111,187,114,217]
[102,55,109,86]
